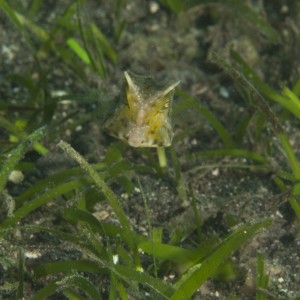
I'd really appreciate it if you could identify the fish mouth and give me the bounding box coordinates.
[126,125,173,148]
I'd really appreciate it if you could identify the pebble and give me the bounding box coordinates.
[8,170,24,184]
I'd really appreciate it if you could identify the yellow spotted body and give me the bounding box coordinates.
[104,72,180,147]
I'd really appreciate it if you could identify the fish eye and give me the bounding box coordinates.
[159,98,170,111]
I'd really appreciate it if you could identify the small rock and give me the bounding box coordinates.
[8,170,24,184]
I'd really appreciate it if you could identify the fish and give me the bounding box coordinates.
[104,71,180,147]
